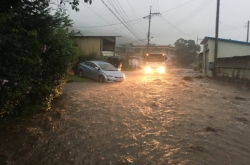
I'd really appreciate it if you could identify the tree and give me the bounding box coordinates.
[0,0,92,117]
[174,38,200,67]
[50,0,92,11]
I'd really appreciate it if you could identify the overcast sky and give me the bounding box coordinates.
[64,0,250,46]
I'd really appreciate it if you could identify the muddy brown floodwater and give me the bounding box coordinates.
[1,69,250,165]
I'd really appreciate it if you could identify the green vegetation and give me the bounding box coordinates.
[174,38,200,67]
[67,74,94,83]
[0,0,93,117]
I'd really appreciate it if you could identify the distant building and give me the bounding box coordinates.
[115,44,176,57]
[200,36,250,77]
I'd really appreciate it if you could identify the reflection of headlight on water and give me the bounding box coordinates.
[158,67,165,73]
[145,66,165,73]
[145,66,152,73]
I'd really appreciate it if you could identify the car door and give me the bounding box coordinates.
[82,61,92,77]
[88,62,101,80]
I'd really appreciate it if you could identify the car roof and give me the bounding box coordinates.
[85,60,110,64]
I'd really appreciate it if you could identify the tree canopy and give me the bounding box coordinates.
[0,0,91,117]
[50,0,92,11]
[174,38,201,67]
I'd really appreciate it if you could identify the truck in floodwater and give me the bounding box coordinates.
[144,53,171,74]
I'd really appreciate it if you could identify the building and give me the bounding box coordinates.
[115,44,176,57]
[134,45,176,57]
[115,44,135,56]
[200,36,250,77]
[72,33,121,57]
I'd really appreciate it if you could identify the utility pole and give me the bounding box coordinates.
[214,0,220,76]
[247,21,249,42]
[143,6,160,54]
[197,36,203,44]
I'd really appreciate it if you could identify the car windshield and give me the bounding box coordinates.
[98,63,118,71]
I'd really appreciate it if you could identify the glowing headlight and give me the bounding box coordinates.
[145,66,152,73]
[158,67,165,73]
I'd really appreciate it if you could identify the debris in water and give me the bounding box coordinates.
[181,76,193,82]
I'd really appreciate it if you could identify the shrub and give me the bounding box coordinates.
[0,1,80,117]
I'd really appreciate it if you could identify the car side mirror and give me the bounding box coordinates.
[94,67,100,70]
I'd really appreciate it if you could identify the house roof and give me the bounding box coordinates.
[74,31,121,37]
[200,36,250,45]
[72,30,121,37]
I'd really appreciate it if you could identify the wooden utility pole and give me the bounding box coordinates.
[214,0,220,76]
[247,21,249,42]
[143,6,160,54]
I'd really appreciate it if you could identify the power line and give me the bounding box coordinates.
[126,0,146,31]
[160,16,194,38]
[101,0,146,45]
[156,0,160,12]
[143,6,160,53]
[161,0,196,14]
[78,2,124,34]
[175,0,214,27]
[106,0,143,38]
[74,18,143,28]
[108,0,144,40]
[114,0,143,37]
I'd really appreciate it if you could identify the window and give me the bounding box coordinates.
[204,44,208,50]
[91,63,98,68]
[85,62,91,66]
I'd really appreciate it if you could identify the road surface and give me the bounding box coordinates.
[1,69,250,165]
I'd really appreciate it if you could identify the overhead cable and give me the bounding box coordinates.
[101,0,146,45]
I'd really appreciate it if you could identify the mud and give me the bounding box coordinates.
[1,69,250,165]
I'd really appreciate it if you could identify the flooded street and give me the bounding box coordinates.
[1,69,250,165]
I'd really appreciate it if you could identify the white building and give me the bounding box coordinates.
[200,36,250,77]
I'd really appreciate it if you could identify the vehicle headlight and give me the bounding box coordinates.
[158,67,165,73]
[145,66,152,73]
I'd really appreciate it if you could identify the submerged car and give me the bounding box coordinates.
[78,61,125,83]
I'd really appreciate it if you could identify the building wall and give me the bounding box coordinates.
[103,44,114,51]
[202,39,250,77]
[218,41,250,58]
[205,40,250,61]
[77,37,101,55]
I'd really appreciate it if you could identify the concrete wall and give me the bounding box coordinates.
[77,37,101,55]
